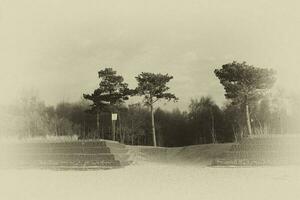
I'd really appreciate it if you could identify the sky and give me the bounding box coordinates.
[0,0,300,110]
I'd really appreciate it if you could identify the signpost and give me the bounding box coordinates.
[112,113,117,141]
[112,113,118,121]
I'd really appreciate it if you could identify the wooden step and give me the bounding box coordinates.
[213,135,300,166]
[0,140,132,169]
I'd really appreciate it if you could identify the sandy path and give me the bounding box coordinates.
[1,162,300,200]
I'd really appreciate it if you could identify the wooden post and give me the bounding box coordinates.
[111,113,117,141]
[112,120,116,141]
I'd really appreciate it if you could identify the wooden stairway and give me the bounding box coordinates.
[212,135,300,166]
[0,140,132,170]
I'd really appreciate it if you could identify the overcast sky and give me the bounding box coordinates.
[0,0,300,110]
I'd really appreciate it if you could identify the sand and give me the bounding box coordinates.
[1,143,300,200]
[1,161,300,200]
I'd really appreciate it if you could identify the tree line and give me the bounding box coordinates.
[3,61,294,146]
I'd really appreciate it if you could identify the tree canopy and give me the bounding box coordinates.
[135,72,178,105]
[83,68,132,113]
[214,61,276,104]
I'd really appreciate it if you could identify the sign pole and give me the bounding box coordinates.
[112,113,117,141]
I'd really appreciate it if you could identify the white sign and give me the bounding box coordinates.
[112,113,118,121]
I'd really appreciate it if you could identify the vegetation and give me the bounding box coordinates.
[135,72,178,146]
[4,62,296,147]
[214,61,276,138]
[83,68,132,140]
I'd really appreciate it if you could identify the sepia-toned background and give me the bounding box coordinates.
[1,1,300,200]
[1,0,300,109]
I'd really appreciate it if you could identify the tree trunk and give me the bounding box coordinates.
[245,102,252,137]
[119,114,125,143]
[96,110,100,139]
[210,108,216,143]
[150,104,157,147]
[131,135,134,145]
[83,119,86,139]
[232,124,238,143]
[256,116,264,135]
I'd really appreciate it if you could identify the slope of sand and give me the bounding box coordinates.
[1,143,300,200]
[127,143,233,166]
